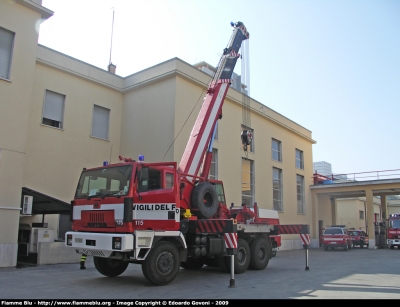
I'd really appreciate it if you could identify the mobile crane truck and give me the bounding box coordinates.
[65,21,309,286]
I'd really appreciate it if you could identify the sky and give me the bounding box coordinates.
[38,0,400,176]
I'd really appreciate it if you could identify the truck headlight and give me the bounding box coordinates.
[112,237,122,250]
[67,234,72,246]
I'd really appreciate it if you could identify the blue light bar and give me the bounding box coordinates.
[138,155,144,161]
[103,161,109,166]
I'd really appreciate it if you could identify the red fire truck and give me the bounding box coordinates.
[65,21,307,286]
[387,213,400,249]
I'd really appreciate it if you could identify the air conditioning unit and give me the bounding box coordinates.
[22,195,33,215]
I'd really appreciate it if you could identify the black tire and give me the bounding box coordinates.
[93,257,129,277]
[249,237,270,270]
[226,238,250,274]
[204,257,219,267]
[191,182,219,219]
[180,257,205,270]
[344,244,348,251]
[217,256,230,273]
[390,245,394,249]
[324,245,329,251]
[360,242,364,248]
[142,241,180,286]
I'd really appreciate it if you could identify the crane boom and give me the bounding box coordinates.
[178,22,249,179]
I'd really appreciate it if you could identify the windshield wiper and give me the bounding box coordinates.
[101,192,123,199]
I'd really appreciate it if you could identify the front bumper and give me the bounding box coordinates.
[351,240,366,245]
[325,243,347,248]
[387,239,400,246]
[65,232,134,257]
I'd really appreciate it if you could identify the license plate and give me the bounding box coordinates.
[43,234,49,238]
[330,242,337,244]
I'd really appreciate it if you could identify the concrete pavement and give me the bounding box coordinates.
[0,247,399,300]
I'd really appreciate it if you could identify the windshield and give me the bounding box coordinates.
[75,165,133,198]
[389,219,400,229]
[324,228,343,235]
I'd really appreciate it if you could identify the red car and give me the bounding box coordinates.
[322,225,353,251]
[348,230,369,248]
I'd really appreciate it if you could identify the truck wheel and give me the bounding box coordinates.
[93,257,129,277]
[344,244,348,251]
[249,237,270,270]
[142,241,180,286]
[323,245,329,251]
[390,245,394,249]
[204,257,219,267]
[226,238,250,274]
[360,242,364,248]
[217,256,230,273]
[180,257,205,270]
[191,182,219,219]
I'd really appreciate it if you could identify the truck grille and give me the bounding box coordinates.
[83,249,106,257]
[82,210,115,228]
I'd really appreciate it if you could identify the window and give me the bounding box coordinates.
[92,105,110,140]
[324,228,344,235]
[209,148,218,180]
[272,138,282,162]
[273,167,283,211]
[241,125,254,152]
[295,149,304,169]
[212,182,226,203]
[359,210,364,220]
[166,173,174,189]
[0,27,15,80]
[213,123,218,140]
[137,167,161,192]
[242,158,254,206]
[297,174,305,214]
[42,90,65,129]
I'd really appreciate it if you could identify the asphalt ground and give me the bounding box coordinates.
[1,247,400,300]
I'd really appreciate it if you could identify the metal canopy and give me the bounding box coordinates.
[310,178,400,199]
[21,187,71,215]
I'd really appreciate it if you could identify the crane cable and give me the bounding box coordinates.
[160,28,238,162]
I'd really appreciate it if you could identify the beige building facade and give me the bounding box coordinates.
[387,196,400,216]
[335,197,381,231]
[0,1,319,268]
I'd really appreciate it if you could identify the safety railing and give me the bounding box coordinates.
[313,169,400,185]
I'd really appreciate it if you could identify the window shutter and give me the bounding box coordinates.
[43,90,65,122]
[0,27,15,79]
[92,105,109,140]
